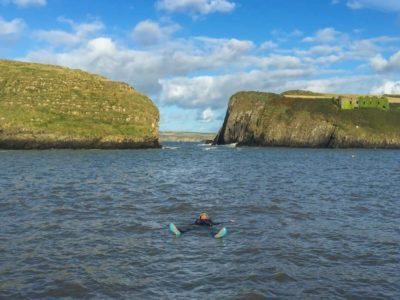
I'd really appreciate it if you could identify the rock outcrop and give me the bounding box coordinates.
[214,91,400,148]
[0,60,160,149]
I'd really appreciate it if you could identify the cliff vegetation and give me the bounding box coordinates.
[0,60,160,149]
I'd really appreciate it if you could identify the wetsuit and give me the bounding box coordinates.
[178,218,220,233]
[195,218,218,227]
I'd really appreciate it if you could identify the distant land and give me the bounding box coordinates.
[214,91,400,148]
[0,60,160,149]
[160,131,215,142]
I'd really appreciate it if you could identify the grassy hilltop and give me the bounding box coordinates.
[0,60,160,149]
[214,91,400,148]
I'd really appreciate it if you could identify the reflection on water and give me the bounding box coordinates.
[1,144,399,299]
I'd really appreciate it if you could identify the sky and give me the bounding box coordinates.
[1,0,400,132]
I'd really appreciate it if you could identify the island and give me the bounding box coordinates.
[213,91,400,148]
[0,60,160,149]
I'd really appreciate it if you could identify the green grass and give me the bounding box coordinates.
[0,60,159,139]
[281,90,324,96]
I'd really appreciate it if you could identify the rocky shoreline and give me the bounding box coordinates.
[0,134,160,150]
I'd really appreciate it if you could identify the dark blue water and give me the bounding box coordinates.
[1,143,399,299]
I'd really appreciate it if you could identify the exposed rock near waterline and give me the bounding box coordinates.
[0,132,160,150]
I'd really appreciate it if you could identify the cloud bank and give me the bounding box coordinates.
[371,81,400,94]
[16,13,400,129]
[370,52,400,72]
[0,17,25,41]
[132,20,181,46]
[156,0,236,16]
[334,0,400,12]
[2,0,46,7]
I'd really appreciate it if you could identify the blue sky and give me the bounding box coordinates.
[1,0,400,132]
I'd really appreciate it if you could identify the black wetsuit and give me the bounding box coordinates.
[195,218,215,227]
[179,218,220,233]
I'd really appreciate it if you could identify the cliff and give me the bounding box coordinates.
[214,91,400,148]
[0,60,160,149]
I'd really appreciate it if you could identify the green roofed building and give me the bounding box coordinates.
[358,96,389,110]
[337,96,389,110]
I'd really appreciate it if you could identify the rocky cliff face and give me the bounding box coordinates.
[214,91,400,148]
[0,60,160,149]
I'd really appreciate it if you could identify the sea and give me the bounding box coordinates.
[0,142,399,299]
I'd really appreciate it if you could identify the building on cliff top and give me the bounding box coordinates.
[336,96,389,110]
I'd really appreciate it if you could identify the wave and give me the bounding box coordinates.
[162,146,179,150]
[223,143,237,148]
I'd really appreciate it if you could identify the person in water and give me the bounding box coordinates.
[169,212,226,238]
[194,212,219,227]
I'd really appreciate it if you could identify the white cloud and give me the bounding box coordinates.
[34,30,81,46]
[271,29,303,42]
[0,17,25,41]
[309,45,342,55]
[159,75,228,108]
[367,36,400,43]
[336,39,380,62]
[296,45,342,56]
[293,75,379,94]
[3,0,47,7]
[347,0,363,9]
[67,19,104,35]
[200,107,214,122]
[132,20,180,46]
[339,0,400,11]
[159,70,380,110]
[370,81,400,94]
[250,55,303,69]
[303,27,346,43]
[23,35,256,97]
[303,54,344,65]
[195,37,254,62]
[259,41,278,50]
[156,0,236,16]
[158,67,315,109]
[298,34,398,65]
[34,19,104,47]
[370,51,400,72]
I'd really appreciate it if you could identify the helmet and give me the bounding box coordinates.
[199,213,209,220]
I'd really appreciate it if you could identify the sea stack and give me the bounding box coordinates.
[0,60,160,149]
[213,91,400,148]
